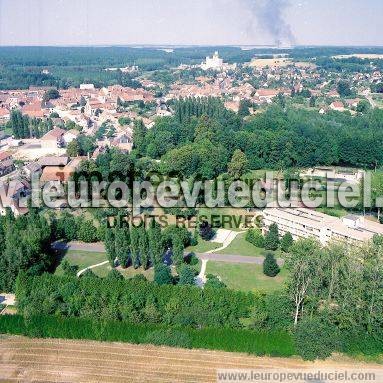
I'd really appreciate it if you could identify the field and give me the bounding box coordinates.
[249,58,292,68]
[206,262,288,292]
[0,336,381,383]
[55,250,108,275]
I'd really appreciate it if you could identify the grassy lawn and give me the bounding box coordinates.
[55,250,108,275]
[186,240,220,254]
[217,232,279,258]
[93,265,156,280]
[206,261,288,293]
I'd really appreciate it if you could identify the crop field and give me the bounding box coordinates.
[0,336,382,383]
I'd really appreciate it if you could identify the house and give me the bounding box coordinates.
[255,89,280,102]
[23,162,42,179]
[39,156,84,183]
[63,129,80,145]
[38,156,69,169]
[0,178,30,216]
[41,128,66,149]
[0,107,10,122]
[0,151,15,177]
[21,101,46,118]
[330,101,345,112]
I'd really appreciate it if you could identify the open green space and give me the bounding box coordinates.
[55,250,108,275]
[206,261,288,293]
[217,232,280,258]
[186,239,220,254]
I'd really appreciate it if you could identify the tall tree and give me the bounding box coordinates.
[130,226,140,269]
[228,149,248,180]
[148,219,164,265]
[286,238,323,326]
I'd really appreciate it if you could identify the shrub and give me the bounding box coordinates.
[294,318,341,361]
[204,274,226,289]
[246,228,265,248]
[263,253,280,277]
[145,329,192,348]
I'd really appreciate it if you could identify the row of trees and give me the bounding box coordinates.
[104,219,191,270]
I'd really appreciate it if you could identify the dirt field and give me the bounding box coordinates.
[0,336,382,383]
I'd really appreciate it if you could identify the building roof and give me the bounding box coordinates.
[0,151,12,162]
[41,127,66,141]
[40,166,74,182]
[38,156,69,167]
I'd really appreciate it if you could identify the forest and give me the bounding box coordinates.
[133,98,383,179]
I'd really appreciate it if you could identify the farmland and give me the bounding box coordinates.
[0,336,381,383]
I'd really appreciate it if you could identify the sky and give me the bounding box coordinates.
[0,0,381,47]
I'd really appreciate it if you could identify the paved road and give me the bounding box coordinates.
[197,253,284,266]
[52,241,284,265]
[52,241,106,253]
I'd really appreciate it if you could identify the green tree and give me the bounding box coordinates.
[246,228,265,248]
[77,220,98,243]
[172,235,185,267]
[107,269,124,280]
[286,238,323,326]
[356,100,370,113]
[280,232,293,253]
[294,318,340,361]
[264,223,279,251]
[337,81,352,97]
[204,274,226,289]
[154,264,173,285]
[43,89,60,102]
[104,228,116,267]
[138,226,150,270]
[178,265,196,285]
[238,99,250,118]
[66,140,80,157]
[148,219,164,265]
[228,149,248,180]
[130,226,140,268]
[114,227,130,268]
[263,253,280,277]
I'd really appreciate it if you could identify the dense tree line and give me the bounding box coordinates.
[16,272,256,329]
[0,209,53,292]
[134,102,383,178]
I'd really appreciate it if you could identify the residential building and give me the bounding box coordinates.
[262,207,383,245]
[41,128,66,149]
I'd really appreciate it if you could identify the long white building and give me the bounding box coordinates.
[262,207,383,245]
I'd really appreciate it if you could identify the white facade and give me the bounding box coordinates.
[80,84,95,90]
[262,207,383,245]
[201,51,225,71]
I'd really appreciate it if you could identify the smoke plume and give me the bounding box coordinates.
[244,0,296,46]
